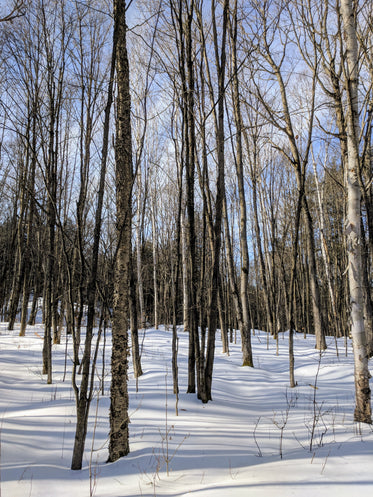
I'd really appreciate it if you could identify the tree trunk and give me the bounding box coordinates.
[151,199,159,329]
[70,15,117,468]
[135,181,145,328]
[202,0,229,403]
[230,0,253,366]
[302,196,327,350]
[340,0,371,423]
[222,194,244,340]
[108,0,133,462]
[288,188,303,388]
[171,0,198,395]
[20,117,36,336]
[7,172,27,331]
[130,263,143,379]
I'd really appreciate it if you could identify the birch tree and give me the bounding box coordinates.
[340,0,372,424]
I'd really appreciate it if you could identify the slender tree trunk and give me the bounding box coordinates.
[360,220,373,358]
[251,170,274,336]
[43,187,55,385]
[203,0,229,403]
[108,0,133,462]
[222,194,244,337]
[28,249,42,326]
[151,199,159,329]
[218,282,229,354]
[230,0,253,366]
[288,188,303,388]
[302,196,327,350]
[181,213,189,332]
[130,262,143,379]
[8,171,27,331]
[341,0,371,423]
[136,181,145,328]
[171,0,198,394]
[20,122,36,336]
[71,19,117,469]
[312,152,342,346]
[42,93,58,385]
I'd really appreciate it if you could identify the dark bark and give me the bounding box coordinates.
[229,0,253,366]
[108,0,133,462]
[202,0,229,403]
[169,0,198,394]
[130,263,143,379]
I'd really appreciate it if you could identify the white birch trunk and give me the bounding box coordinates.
[341,0,372,423]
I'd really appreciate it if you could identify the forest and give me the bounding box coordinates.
[0,0,372,479]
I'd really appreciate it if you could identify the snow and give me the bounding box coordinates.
[1,322,372,497]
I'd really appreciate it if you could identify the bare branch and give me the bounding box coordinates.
[0,1,26,22]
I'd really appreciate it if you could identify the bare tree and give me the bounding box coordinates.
[245,0,326,353]
[227,0,253,366]
[38,0,69,384]
[340,0,372,424]
[70,0,115,470]
[168,0,199,394]
[108,0,133,462]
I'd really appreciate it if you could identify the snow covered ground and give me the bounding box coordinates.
[0,321,372,497]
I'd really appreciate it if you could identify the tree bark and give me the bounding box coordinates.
[230,0,253,366]
[340,0,372,423]
[202,0,229,402]
[108,0,133,462]
[170,0,198,394]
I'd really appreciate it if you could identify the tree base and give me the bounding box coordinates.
[242,360,254,367]
[354,410,372,424]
